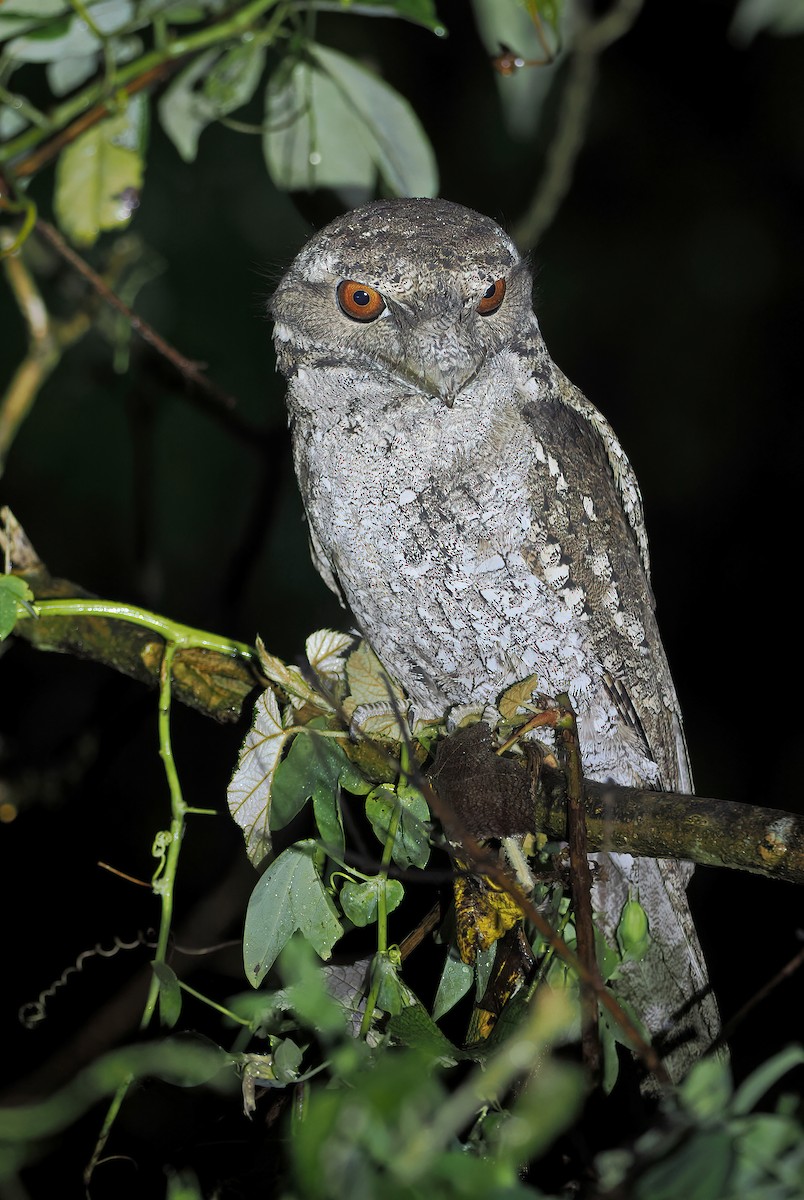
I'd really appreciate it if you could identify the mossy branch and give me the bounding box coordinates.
[543,771,804,885]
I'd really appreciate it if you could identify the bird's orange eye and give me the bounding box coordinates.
[477,278,506,316]
[337,280,386,322]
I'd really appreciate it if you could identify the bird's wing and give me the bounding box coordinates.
[555,371,653,588]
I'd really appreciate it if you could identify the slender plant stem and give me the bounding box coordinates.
[83,1081,130,1185]
[80,610,236,1181]
[178,980,252,1026]
[30,597,255,659]
[358,800,402,1037]
[31,218,260,426]
[376,804,400,956]
[0,83,48,129]
[512,0,645,251]
[85,643,186,1181]
[556,695,600,1078]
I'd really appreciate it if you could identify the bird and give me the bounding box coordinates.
[269,196,720,1080]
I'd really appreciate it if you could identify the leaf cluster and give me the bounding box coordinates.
[1,0,441,247]
[229,633,667,1100]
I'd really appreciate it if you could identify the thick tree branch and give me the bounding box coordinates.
[4,511,802,883]
[561,775,803,885]
[431,723,804,886]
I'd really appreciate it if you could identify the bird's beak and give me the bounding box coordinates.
[407,324,484,406]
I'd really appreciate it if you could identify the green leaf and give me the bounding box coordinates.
[47,53,100,97]
[272,1037,304,1083]
[731,1045,804,1116]
[279,935,352,1039]
[730,0,804,43]
[305,0,446,35]
[339,876,403,927]
[386,0,446,35]
[599,990,649,1053]
[203,41,266,112]
[474,939,497,999]
[496,1057,585,1164]
[271,726,368,838]
[6,0,133,62]
[365,782,430,869]
[634,1131,734,1200]
[369,950,413,1016]
[243,840,343,987]
[264,58,374,193]
[227,687,292,866]
[388,999,465,1062]
[432,943,473,1021]
[615,896,650,965]
[598,1005,621,1095]
[679,1055,733,1121]
[139,0,200,19]
[0,575,34,640]
[312,784,345,858]
[158,40,266,162]
[4,13,70,60]
[731,1112,803,1187]
[53,92,147,247]
[524,0,562,35]
[470,0,566,140]
[140,0,228,18]
[158,49,220,162]
[0,105,28,140]
[263,45,437,197]
[0,15,45,41]
[311,44,437,196]
[165,1167,204,1200]
[426,1150,519,1196]
[152,961,182,1029]
[0,0,68,15]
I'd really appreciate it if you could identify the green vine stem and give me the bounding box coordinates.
[43,603,251,1181]
[0,189,37,257]
[28,597,255,659]
[178,980,252,1027]
[358,793,403,1038]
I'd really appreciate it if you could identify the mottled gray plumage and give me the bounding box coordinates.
[271,197,719,1078]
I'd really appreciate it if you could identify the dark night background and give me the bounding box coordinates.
[1,0,803,1193]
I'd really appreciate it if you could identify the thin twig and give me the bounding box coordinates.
[714,940,804,1051]
[512,0,645,251]
[557,693,600,1079]
[32,217,245,411]
[0,228,61,468]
